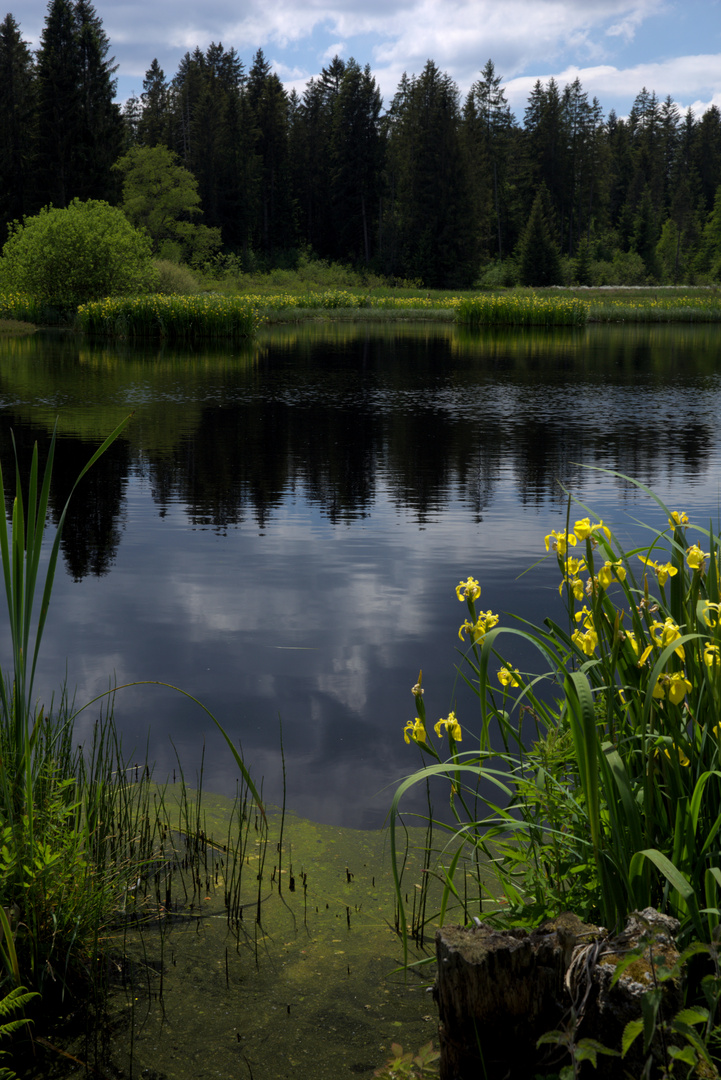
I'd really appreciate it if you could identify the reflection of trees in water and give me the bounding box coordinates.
[0,420,128,581]
[145,329,715,529]
[0,325,718,572]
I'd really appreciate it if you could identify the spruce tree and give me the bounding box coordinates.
[34,0,122,206]
[330,59,383,264]
[384,61,478,286]
[138,59,170,147]
[0,14,37,235]
[518,186,563,286]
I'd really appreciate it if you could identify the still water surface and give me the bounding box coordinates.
[1,322,720,827]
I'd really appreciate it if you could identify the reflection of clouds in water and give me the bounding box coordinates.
[317,647,369,714]
[22,326,721,829]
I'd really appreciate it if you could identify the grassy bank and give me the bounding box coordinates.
[3,279,721,337]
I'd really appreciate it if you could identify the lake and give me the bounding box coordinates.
[2,321,720,828]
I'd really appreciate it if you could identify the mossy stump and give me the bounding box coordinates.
[434,909,681,1080]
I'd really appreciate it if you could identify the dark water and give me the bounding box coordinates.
[1,321,720,827]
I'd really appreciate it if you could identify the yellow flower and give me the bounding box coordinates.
[456,576,481,602]
[572,627,598,656]
[403,718,427,745]
[558,575,585,601]
[458,610,499,643]
[598,560,626,590]
[497,667,521,688]
[686,545,709,572]
[637,555,678,587]
[704,643,720,668]
[574,517,611,542]
[545,529,577,555]
[702,602,721,628]
[649,617,686,659]
[434,711,462,741]
[574,605,594,630]
[652,671,692,705]
[564,556,586,576]
[658,743,690,766]
[668,510,689,528]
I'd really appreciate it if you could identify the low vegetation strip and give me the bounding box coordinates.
[0,291,46,323]
[587,294,721,322]
[76,294,264,339]
[456,294,589,326]
[22,288,721,337]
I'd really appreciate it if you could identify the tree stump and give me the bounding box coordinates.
[434,909,681,1080]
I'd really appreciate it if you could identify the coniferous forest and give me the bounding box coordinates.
[3,0,721,288]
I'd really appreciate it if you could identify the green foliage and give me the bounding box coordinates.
[518,187,563,286]
[114,145,222,266]
[457,293,587,326]
[0,199,158,308]
[0,984,38,1079]
[76,293,263,339]
[0,419,132,995]
[373,1042,440,1079]
[152,258,202,295]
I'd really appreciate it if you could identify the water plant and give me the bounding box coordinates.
[0,417,263,1026]
[76,293,263,339]
[456,293,588,326]
[391,472,721,959]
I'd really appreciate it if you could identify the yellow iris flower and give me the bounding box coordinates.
[637,555,678,587]
[545,529,577,555]
[649,617,686,660]
[702,602,721,628]
[686,545,709,572]
[456,576,481,602]
[652,671,692,705]
[572,628,598,656]
[704,643,720,668]
[497,667,522,688]
[668,511,689,528]
[573,518,611,542]
[434,712,462,741]
[458,610,499,643]
[598,560,626,590]
[403,718,427,745]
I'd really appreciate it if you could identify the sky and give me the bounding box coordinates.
[15,0,721,121]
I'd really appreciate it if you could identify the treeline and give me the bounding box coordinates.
[3,0,721,286]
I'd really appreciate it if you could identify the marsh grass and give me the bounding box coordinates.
[76,294,263,339]
[457,293,589,326]
[0,293,49,325]
[588,295,721,321]
[0,421,265,1079]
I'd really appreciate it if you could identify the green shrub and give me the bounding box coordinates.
[0,199,159,309]
[152,259,201,295]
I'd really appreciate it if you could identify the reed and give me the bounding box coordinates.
[392,474,721,966]
[0,418,264,1074]
[76,294,263,339]
[456,293,589,326]
[588,295,721,322]
[0,292,46,324]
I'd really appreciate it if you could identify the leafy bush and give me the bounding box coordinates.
[0,199,158,309]
[152,259,201,295]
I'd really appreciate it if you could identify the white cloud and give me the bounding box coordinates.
[503,54,721,116]
[16,0,719,119]
[322,41,347,62]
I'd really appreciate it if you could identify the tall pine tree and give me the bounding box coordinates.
[34,0,121,206]
[0,14,36,235]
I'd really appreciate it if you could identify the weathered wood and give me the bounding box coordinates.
[434,909,681,1080]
